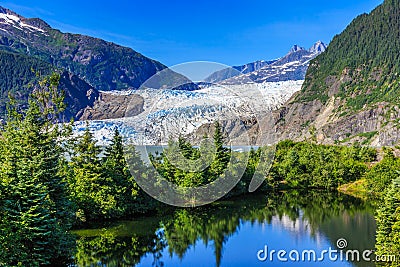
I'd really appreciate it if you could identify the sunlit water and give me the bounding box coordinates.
[73,191,376,267]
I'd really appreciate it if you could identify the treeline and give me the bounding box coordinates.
[0,50,52,117]
[151,136,377,195]
[150,124,263,199]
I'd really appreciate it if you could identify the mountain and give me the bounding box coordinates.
[205,41,327,85]
[258,0,400,146]
[0,6,191,91]
[309,41,326,54]
[205,60,277,83]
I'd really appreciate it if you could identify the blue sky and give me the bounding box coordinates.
[1,0,383,67]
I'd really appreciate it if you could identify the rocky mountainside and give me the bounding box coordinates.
[256,0,400,146]
[205,41,327,85]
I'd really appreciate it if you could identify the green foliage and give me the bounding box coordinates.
[0,50,53,117]
[151,122,231,189]
[0,50,102,121]
[152,136,377,196]
[268,140,376,189]
[66,126,154,222]
[102,128,149,215]
[365,148,400,199]
[67,126,118,221]
[210,121,230,176]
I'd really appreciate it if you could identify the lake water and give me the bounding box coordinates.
[73,191,376,267]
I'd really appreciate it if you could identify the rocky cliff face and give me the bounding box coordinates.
[79,93,144,120]
[257,97,400,147]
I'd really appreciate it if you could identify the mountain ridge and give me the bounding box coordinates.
[205,41,327,85]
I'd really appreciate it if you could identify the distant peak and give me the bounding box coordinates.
[290,45,306,53]
[309,41,327,54]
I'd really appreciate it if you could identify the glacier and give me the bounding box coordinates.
[72,80,304,145]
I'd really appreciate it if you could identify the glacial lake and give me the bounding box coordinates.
[73,191,376,267]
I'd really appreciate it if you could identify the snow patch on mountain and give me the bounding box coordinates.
[0,12,45,33]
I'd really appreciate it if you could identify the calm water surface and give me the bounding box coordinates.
[73,191,376,267]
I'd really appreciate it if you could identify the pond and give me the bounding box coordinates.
[73,191,376,267]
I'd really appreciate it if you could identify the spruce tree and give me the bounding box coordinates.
[103,128,139,217]
[68,125,118,221]
[209,121,230,179]
[104,128,126,176]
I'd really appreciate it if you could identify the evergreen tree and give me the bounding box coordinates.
[103,128,140,216]
[125,143,162,213]
[209,121,230,179]
[68,125,118,221]
[104,128,126,175]
[365,148,400,199]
